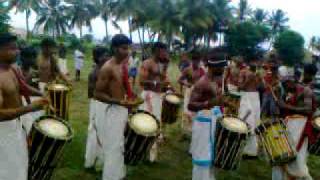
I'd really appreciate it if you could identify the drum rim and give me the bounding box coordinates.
[255,119,285,134]
[313,117,320,130]
[129,110,160,137]
[164,92,183,104]
[218,115,249,134]
[47,83,70,91]
[33,115,73,141]
[226,91,241,99]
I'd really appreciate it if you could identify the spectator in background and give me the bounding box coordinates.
[74,46,85,81]
[128,51,140,88]
[20,46,38,88]
[58,43,69,76]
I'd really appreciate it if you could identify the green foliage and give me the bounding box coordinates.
[33,0,70,37]
[225,21,271,60]
[274,30,305,66]
[0,2,10,33]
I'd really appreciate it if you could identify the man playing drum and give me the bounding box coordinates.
[37,38,71,92]
[178,49,205,133]
[0,33,48,180]
[273,64,317,180]
[138,42,171,162]
[224,57,242,93]
[94,34,139,180]
[188,50,228,180]
[85,46,109,169]
[238,62,261,158]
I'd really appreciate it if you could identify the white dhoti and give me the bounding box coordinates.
[139,90,162,121]
[191,108,221,180]
[182,86,194,132]
[39,82,47,94]
[21,96,45,135]
[239,92,260,156]
[58,58,69,75]
[139,90,162,162]
[95,101,128,180]
[227,84,238,92]
[85,99,103,169]
[0,119,28,180]
[272,116,312,180]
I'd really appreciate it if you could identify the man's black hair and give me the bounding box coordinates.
[0,33,17,47]
[304,63,318,77]
[20,46,37,70]
[41,37,57,48]
[111,34,132,48]
[152,42,167,54]
[190,49,202,60]
[93,46,109,64]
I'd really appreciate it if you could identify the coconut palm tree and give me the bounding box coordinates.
[96,0,112,39]
[8,0,40,38]
[67,0,99,38]
[252,8,268,25]
[33,0,70,37]
[268,9,289,35]
[238,0,251,22]
[178,0,214,48]
[210,0,233,46]
[0,2,10,33]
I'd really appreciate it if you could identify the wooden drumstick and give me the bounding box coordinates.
[241,110,251,122]
[267,84,278,102]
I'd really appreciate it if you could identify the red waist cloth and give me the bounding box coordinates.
[11,67,32,103]
[297,116,318,151]
[122,63,134,99]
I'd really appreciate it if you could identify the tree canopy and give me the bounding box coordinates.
[274,30,305,66]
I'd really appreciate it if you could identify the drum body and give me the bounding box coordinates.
[47,84,71,120]
[309,117,320,155]
[161,93,182,124]
[125,110,159,165]
[214,116,249,170]
[28,116,73,180]
[255,120,296,166]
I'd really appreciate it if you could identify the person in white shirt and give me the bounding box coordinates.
[128,51,139,88]
[74,47,84,81]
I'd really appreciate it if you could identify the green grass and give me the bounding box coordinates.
[51,54,320,180]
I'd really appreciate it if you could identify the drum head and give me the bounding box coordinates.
[314,117,320,130]
[221,117,248,134]
[165,94,181,105]
[130,112,159,136]
[34,116,73,140]
[47,84,70,91]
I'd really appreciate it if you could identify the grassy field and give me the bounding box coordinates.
[51,53,320,180]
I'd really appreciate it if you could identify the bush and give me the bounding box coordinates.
[274,30,305,66]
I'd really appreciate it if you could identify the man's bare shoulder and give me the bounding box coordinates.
[142,58,154,67]
[100,60,114,73]
[194,76,208,88]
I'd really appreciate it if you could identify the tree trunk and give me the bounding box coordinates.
[79,23,83,38]
[26,10,30,40]
[128,17,132,40]
[104,18,108,39]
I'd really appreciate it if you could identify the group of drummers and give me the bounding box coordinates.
[0,30,320,180]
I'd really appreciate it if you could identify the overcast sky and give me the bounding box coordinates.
[9,0,320,43]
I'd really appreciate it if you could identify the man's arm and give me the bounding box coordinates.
[0,89,42,121]
[188,80,212,112]
[94,67,121,105]
[278,87,313,114]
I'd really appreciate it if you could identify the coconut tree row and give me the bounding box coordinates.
[7,0,290,47]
